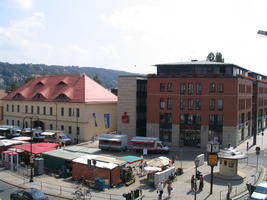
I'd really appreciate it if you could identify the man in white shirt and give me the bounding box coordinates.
[158,181,164,200]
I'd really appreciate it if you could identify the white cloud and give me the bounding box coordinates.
[15,0,32,9]
[0,12,93,67]
[0,12,45,43]
[100,0,267,74]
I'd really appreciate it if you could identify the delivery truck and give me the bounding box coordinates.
[98,134,128,151]
[130,137,170,154]
[42,130,72,145]
[0,125,21,139]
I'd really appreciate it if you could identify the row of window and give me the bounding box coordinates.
[160,98,224,111]
[6,119,79,135]
[259,87,267,94]
[160,82,224,94]
[159,112,224,125]
[239,99,252,110]
[6,104,80,117]
[239,84,252,94]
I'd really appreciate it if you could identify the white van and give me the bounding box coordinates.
[0,125,21,139]
[250,181,267,200]
[22,128,45,141]
[42,130,72,145]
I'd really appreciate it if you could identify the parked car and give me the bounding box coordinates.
[10,188,49,200]
[250,181,267,200]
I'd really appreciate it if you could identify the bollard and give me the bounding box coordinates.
[60,186,62,195]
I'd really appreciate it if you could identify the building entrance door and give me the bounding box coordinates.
[183,130,200,146]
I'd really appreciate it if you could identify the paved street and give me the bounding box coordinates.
[0,180,65,200]
[0,132,267,200]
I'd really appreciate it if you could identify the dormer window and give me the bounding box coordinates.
[57,81,66,86]
[33,93,45,100]
[13,93,23,99]
[56,93,70,100]
[36,81,44,86]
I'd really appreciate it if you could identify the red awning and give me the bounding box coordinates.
[35,143,59,148]
[10,143,59,154]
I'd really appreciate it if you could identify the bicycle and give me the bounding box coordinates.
[72,177,92,200]
[73,186,92,200]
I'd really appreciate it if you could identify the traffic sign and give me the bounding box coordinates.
[207,153,218,166]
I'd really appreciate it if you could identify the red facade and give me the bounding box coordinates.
[72,162,122,186]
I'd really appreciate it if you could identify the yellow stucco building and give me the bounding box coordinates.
[1,74,117,143]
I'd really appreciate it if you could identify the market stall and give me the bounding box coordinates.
[72,155,126,187]
[42,149,85,175]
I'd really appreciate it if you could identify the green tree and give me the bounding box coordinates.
[24,76,34,84]
[215,52,224,63]
[5,83,19,93]
[206,52,215,61]
[206,52,224,63]
[93,75,102,85]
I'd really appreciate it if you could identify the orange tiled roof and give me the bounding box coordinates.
[2,74,117,103]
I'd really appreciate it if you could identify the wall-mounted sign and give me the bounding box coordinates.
[121,112,129,123]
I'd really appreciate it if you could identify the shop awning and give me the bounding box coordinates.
[117,156,144,164]
[0,139,28,147]
[42,149,86,161]
[11,143,59,154]
[147,157,170,168]
[12,136,32,141]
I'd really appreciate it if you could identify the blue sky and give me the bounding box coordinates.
[0,0,267,74]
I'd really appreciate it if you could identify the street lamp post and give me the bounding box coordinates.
[23,115,39,183]
[207,140,220,195]
[261,128,264,149]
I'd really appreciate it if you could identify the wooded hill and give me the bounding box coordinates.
[0,62,137,90]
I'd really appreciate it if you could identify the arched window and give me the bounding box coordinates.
[33,93,45,100]
[55,94,70,100]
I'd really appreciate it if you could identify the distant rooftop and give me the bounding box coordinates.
[155,60,248,70]
[2,74,117,103]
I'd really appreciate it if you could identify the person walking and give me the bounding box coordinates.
[199,175,204,191]
[167,182,173,197]
[226,183,232,200]
[157,181,164,200]
[191,175,195,192]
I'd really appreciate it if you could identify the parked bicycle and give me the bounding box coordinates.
[72,176,92,200]
[73,186,92,200]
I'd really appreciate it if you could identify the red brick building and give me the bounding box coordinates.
[146,61,267,148]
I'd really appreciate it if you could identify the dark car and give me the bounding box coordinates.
[10,188,49,200]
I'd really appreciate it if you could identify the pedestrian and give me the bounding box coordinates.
[191,175,195,192]
[226,183,232,200]
[199,175,204,191]
[157,181,164,200]
[167,182,173,197]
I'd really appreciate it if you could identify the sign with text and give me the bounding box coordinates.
[208,153,218,166]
